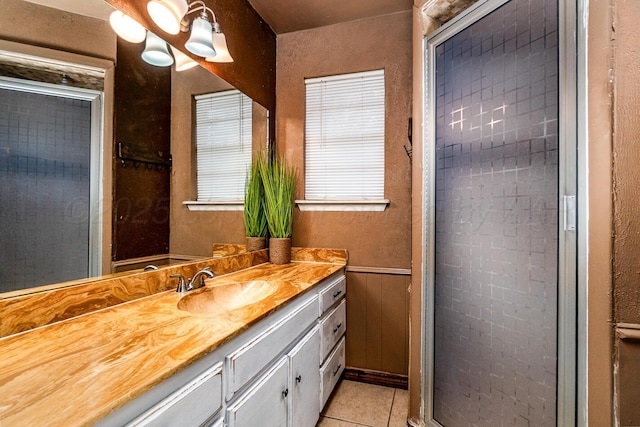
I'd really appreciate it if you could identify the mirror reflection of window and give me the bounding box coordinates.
[195,90,252,202]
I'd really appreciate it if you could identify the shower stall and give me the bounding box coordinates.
[422,0,577,425]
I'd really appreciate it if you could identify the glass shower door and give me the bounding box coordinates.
[0,87,93,292]
[431,0,560,425]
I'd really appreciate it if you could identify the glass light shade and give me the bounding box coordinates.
[207,32,233,63]
[147,0,188,35]
[141,32,174,67]
[170,46,198,72]
[109,11,146,43]
[185,17,217,57]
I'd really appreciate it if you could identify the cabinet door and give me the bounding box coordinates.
[226,357,289,427]
[289,326,321,427]
[127,363,223,427]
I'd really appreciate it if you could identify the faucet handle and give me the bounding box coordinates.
[188,268,215,291]
[170,274,189,293]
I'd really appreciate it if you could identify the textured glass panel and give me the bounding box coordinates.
[0,89,91,292]
[432,0,558,425]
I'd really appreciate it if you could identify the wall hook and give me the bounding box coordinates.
[404,117,413,162]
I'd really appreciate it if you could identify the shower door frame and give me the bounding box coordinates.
[420,0,581,425]
[0,76,105,279]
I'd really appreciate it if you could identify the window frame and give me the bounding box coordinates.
[184,89,252,212]
[297,69,389,212]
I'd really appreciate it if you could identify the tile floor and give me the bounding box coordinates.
[317,380,408,427]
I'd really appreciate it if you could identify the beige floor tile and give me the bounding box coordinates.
[388,389,409,427]
[316,415,366,426]
[321,380,395,427]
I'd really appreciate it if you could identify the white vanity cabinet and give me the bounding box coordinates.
[225,294,319,401]
[288,326,321,427]
[124,363,224,427]
[99,269,346,427]
[318,275,347,409]
[226,357,289,427]
[228,325,321,427]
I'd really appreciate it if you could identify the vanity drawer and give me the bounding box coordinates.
[226,294,319,399]
[320,336,345,409]
[320,299,346,362]
[319,275,346,315]
[128,362,223,427]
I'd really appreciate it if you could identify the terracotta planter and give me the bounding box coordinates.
[246,236,266,252]
[269,237,292,264]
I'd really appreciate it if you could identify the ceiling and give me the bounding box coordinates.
[246,0,414,34]
[21,0,415,34]
[22,0,114,20]
[20,0,476,35]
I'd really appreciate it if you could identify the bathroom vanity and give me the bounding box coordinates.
[0,248,346,427]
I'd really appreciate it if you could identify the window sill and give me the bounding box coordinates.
[183,200,244,211]
[295,199,389,212]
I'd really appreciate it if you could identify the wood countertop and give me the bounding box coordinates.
[0,256,346,426]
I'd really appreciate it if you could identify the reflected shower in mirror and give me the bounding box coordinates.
[0,0,267,297]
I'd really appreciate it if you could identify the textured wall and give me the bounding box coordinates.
[276,11,413,269]
[612,1,640,425]
[169,65,268,256]
[276,12,413,377]
[612,0,640,325]
[0,0,116,62]
[112,39,171,260]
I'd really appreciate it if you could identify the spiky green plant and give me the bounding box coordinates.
[260,155,296,238]
[243,153,268,237]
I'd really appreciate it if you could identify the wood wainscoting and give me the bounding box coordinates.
[345,268,410,388]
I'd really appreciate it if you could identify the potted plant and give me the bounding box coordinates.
[260,155,296,264]
[243,153,268,251]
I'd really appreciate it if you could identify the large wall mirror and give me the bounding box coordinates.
[0,0,269,297]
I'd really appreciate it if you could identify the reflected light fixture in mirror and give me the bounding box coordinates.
[147,0,189,35]
[109,10,146,43]
[170,45,198,71]
[108,1,234,66]
[208,22,233,63]
[141,31,174,66]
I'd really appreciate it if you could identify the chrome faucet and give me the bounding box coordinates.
[171,274,189,293]
[188,267,215,290]
[171,268,215,293]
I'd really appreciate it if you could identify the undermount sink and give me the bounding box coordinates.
[177,280,280,315]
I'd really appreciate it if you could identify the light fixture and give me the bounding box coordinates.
[170,46,199,71]
[109,10,146,43]
[147,0,189,35]
[141,31,174,67]
[207,22,233,63]
[185,13,217,57]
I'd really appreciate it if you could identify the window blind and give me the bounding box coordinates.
[304,69,385,200]
[195,90,252,201]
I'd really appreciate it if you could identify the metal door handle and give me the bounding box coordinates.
[332,364,342,376]
[333,323,343,333]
